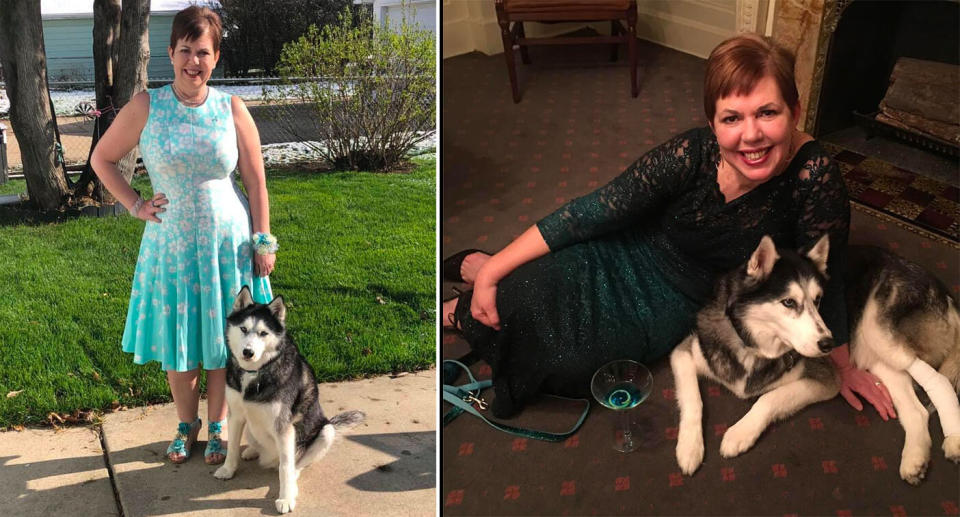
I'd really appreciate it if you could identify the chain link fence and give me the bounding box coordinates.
[0,77,337,176]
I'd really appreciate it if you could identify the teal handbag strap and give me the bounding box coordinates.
[442,359,590,442]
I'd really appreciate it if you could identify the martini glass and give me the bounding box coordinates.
[590,359,653,452]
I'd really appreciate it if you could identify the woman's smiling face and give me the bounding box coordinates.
[711,75,800,188]
[168,28,219,89]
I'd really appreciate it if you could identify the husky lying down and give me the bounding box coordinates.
[670,235,960,484]
[214,287,365,514]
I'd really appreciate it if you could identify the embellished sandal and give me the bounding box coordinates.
[204,420,227,465]
[442,249,489,283]
[166,417,201,464]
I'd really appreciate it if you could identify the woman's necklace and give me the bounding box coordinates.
[171,82,208,107]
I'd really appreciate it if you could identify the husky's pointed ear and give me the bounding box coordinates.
[806,234,830,276]
[233,286,254,312]
[268,295,286,324]
[747,235,779,281]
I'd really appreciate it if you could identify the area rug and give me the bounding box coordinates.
[822,141,959,243]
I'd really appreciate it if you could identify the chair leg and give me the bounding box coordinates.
[498,19,521,103]
[627,9,638,97]
[610,21,619,62]
[517,22,531,64]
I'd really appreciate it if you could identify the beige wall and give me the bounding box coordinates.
[637,0,737,59]
[442,0,741,60]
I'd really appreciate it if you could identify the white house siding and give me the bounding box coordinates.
[373,0,436,34]
[43,18,95,81]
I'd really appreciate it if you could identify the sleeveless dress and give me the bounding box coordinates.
[454,127,851,417]
[121,85,272,372]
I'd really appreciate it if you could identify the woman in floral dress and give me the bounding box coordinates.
[92,6,275,465]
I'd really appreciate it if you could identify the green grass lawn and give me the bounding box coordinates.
[0,177,26,196]
[0,157,436,427]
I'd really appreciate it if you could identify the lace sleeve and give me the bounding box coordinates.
[794,150,851,344]
[537,129,702,251]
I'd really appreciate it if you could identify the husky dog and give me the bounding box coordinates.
[845,244,960,483]
[214,286,365,514]
[671,235,960,483]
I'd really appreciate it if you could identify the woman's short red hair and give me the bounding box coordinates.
[703,33,799,122]
[170,6,222,53]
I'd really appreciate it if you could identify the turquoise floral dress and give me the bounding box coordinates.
[121,85,272,371]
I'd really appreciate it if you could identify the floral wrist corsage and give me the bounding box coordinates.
[252,232,279,255]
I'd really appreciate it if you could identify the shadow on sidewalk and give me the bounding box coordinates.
[99,431,433,516]
[345,431,436,491]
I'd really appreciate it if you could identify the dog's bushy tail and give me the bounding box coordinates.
[329,410,366,430]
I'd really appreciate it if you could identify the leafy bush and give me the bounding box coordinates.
[267,6,435,171]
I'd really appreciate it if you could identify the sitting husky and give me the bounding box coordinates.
[214,286,365,514]
[671,235,960,484]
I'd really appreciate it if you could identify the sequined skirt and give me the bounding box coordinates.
[455,232,700,413]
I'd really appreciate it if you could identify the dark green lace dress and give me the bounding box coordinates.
[453,127,850,417]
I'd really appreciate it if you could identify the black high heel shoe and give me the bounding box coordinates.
[442,249,490,283]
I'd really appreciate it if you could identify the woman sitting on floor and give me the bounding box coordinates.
[442,33,896,421]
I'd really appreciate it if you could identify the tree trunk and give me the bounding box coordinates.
[76,0,150,204]
[73,0,123,202]
[115,0,151,110]
[111,0,150,190]
[0,0,68,210]
[109,0,151,190]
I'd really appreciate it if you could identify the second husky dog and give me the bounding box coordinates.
[214,286,365,514]
[671,235,960,483]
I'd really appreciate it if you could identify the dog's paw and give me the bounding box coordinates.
[275,497,296,514]
[675,430,704,475]
[719,422,760,458]
[241,447,260,461]
[942,435,960,463]
[899,446,929,485]
[213,465,236,480]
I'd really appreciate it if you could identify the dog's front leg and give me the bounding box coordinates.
[671,338,705,475]
[870,362,932,484]
[214,409,245,480]
[275,426,299,514]
[721,378,836,458]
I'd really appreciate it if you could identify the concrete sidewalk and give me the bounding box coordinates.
[0,369,436,516]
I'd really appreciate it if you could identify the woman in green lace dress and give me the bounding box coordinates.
[442,34,896,420]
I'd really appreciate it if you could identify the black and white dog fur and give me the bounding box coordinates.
[671,235,960,483]
[214,286,365,513]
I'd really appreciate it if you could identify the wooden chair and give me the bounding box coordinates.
[494,0,638,103]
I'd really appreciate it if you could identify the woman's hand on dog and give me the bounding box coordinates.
[831,343,896,420]
[838,363,897,421]
[255,253,275,277]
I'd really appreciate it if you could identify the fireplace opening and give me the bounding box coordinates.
[814,0,959,187]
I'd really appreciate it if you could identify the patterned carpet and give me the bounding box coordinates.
[441,40,959,516]
[823,142,960,243]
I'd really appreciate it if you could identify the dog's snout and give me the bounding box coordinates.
[817,337,836,353]
[242,348,254,359]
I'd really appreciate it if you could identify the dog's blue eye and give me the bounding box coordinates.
[781,299,797,309]
[259,331,268,337]
[240,326,247,333]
